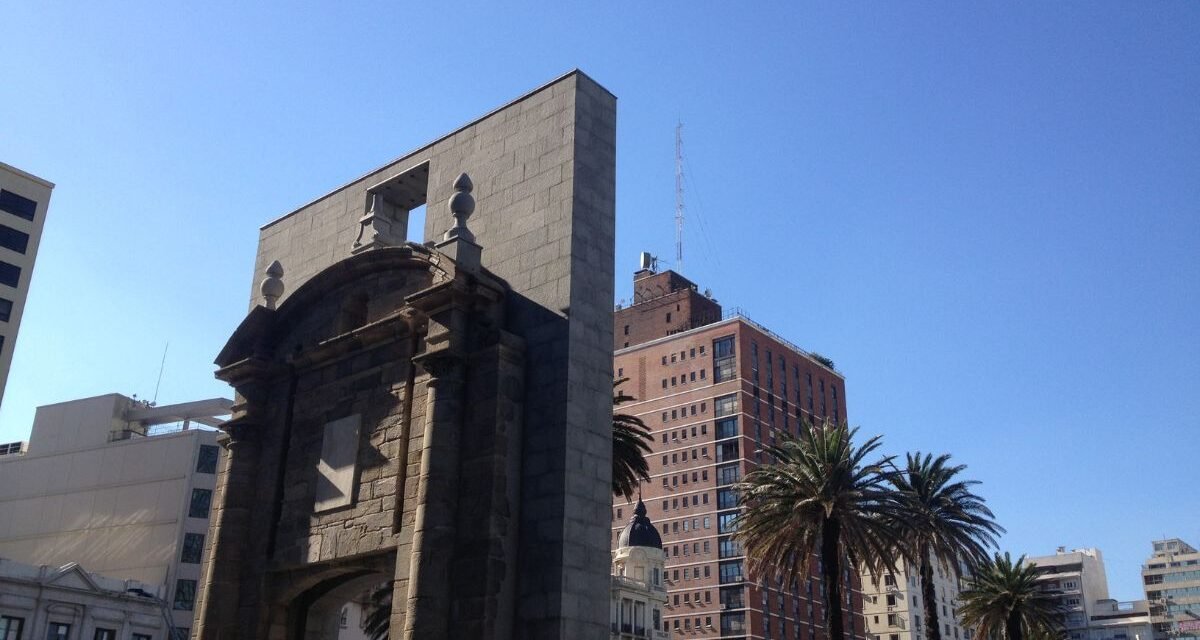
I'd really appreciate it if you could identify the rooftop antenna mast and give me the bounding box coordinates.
[675,121,685,274]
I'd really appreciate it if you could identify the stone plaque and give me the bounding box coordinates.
[314,414,361,512]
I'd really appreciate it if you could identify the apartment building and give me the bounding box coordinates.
[1025,546,1151,640]
[1028,548,1110,636]
[860,560,967,640]
[0,393,231,637]
[0,162,53,408]
[1143,538,1200,640]
[611,264,854,640]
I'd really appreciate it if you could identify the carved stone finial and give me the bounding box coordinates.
[260,260,284,309]
[443,173,476,243]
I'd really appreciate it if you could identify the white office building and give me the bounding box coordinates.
[0,393,231,637]
[0,162,53,409]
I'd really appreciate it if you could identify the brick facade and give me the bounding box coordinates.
[612,269,860,640]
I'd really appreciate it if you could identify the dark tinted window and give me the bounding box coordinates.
[181,532,205,563]
[196,444,219,474]
[0,262,19,288]
[173,579,197,610]
[188,489,212,518]
[0,298,11,322]
[0,190,36,222]
[0,225,29,254]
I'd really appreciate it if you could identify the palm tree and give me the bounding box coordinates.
[612,377,653,500]
[362,582,392,640]
[891,452,1004,640]
[734,421,907,640]
[958,552,1064,640]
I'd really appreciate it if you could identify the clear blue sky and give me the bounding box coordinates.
[2,1,1196,601]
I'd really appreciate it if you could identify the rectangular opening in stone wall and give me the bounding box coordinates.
[364,161,429,244]
[315,414,362,512]
[406,203,426,242]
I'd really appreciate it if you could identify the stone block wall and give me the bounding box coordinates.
[239,71,617,639]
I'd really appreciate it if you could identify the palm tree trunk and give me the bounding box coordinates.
[920,545,941,640]
[821,518,845,640]
[1006,610,1023,640]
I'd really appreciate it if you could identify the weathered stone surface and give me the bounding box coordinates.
[197,70,615,640]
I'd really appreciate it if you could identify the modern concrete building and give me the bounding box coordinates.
[610,264,854,640]
[1026,546,1152,640]
[859,559,968,640]
[1087,599,1152,640]
[0,162,53,409]
[0,557,167,640]
[0,393,231,637]
[1028,548,1111,636]
[611,499,668,640]
[1143,538,1200,640]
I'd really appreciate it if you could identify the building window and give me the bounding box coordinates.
[714,394,738,417]
[716,416,737,439]
[713,336,736,382]
[716,463,740,486]
[174,579,198,610]
[171,629,189,640]
[188,488,213,518]
[46,623,71,640]
[719,536,742,558]
[93,630,116,640]
[132,635,151,640]
[1,617,24,640]
[0,225,29,255]
[718,512,739,534]
[832,385,840,423]
[196,444,219,474]
[719,560,745,584]
[0,298,11,322]
[0,190,36,222]
[718,488,738,509]
[0,262,20,288]
[666,312,672,323]
[181,532,205,563]
[623,325,629,335]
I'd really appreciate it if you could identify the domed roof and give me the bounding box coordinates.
[617,498,662,549]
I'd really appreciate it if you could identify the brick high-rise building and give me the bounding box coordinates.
[611,265,855,640]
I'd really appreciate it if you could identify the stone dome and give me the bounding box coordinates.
[616,498,662,549]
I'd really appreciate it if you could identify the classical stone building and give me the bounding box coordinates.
[0,557,166,640]
[196,71,616,640]
[611,499,668,640]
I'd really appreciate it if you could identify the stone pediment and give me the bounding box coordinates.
[216,243,511,374]
[43,562,102,593]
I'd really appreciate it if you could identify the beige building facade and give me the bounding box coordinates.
[0,394,230,637]
[0,161,53,410]
[859,560,968,640]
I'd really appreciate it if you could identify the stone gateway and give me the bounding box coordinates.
[195,71,617,640]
